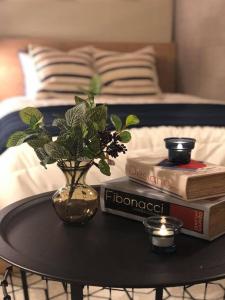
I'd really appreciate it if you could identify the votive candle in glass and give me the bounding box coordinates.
[164,137,196,164]
[143,216,183,254]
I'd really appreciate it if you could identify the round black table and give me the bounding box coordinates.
[0,191,225,300]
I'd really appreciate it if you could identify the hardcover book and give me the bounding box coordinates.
[100,177,225,241]
[125,156,225,201]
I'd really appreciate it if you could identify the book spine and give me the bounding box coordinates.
[125,160,187,200]
[129,178,185,200]
[100,186,211,240]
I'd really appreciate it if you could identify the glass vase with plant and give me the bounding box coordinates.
[7,80,139,224]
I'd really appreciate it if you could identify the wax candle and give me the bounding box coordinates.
[143,216,183,254]
[152,224,174,247]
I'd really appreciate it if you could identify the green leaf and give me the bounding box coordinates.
[52,118,67,131]
[35,147,56,168]
[88,136,100,154]
[56,127,84,158]
[81,123,88,138]
[125,115,140,127]
[119,131,131,143]
[27,133,51,149]
[87,93,95,107]
[29,115,44,129]
[89,75,101,95]
[44,142,70,160]
[75,96,86,105]
[86,120,97,139]
[98,119,107,132]
[98,159,111,176]
[6,131,27,147]
[71,127,84,156]
[88,105,107,131]
[65,102,86,127]
[82,147,95,159]
[24,133,40,142]
[110,114,122,131]
[19,107,43,126]
[7,131,39,148]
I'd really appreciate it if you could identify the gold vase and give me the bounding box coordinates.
[52,161,98,224]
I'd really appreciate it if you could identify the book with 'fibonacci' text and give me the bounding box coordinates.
[125,156,225,201]
[100,177,225,241]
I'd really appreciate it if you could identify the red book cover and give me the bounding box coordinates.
[170,204,204,233]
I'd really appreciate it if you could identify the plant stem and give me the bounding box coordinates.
[68,160,79,201]
[75,161,93,186]
[67,160,94,202]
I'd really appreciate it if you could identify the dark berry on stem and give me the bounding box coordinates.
[98,130,113,146]
[106,142,127,158]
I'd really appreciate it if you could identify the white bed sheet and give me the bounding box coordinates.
[1,125,225,208]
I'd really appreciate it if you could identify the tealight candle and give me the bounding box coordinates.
[143,216,183,254]
[164,137,196,164]
[152,224,174,247]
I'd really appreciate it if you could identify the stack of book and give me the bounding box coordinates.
[100,156,225,241]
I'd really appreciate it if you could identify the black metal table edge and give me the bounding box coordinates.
[1,191,225,300]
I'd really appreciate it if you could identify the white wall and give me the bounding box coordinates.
[0,0,173,43]
[175,0,225,100]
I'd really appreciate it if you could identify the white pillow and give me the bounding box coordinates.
[18,52,40,98]
[28,44,94,99]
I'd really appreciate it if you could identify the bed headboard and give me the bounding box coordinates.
[0,38,176,100]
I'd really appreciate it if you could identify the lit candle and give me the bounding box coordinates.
[152,224,174,247]
[164,137,196,164]
[177,143,183,150]
[143,216,183,254]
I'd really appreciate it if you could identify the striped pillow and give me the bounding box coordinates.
[93,46,161,97]
[28,44,94,99]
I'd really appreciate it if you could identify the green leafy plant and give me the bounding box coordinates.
[7,79,140,179]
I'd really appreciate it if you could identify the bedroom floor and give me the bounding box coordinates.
[2,271,225,300]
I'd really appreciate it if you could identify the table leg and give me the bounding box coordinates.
[20,270,29,300]
[155,287,163,300]
[71,284,84,300]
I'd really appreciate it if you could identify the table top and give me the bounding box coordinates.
[0,191,225,288]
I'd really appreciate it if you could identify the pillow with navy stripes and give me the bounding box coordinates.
[93,46,161,97]
[28,44,94,99]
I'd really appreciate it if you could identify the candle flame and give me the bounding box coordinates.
[177,143,183,150]
[159,224,169,236]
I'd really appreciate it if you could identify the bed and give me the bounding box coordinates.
[1,38,225,208]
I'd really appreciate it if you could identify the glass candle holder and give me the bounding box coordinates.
[143,216,183,254]
[164,137,196,164]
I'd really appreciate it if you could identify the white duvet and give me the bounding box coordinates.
[1,93,225,208]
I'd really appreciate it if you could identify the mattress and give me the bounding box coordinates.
[1,93,225,207]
